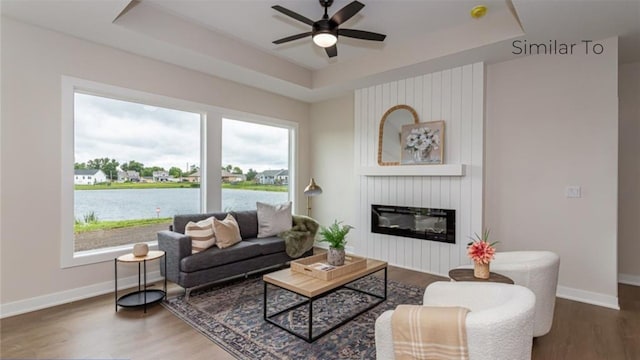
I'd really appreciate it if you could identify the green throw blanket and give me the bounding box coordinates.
[279,215,319,258]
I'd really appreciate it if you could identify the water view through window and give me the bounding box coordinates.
[221,118,291,211]
[73,95,292,253]
[73,93,201,252]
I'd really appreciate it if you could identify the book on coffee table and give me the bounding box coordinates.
[310,263,336,271]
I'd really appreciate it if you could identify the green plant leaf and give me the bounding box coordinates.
[319,220,353,250]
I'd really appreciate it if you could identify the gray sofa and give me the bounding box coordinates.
[157,210,315,297]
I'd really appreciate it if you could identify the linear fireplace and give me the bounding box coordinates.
[371,205,456,244]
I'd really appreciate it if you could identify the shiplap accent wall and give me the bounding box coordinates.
[353,62,484,276]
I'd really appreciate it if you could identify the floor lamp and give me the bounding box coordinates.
[303,178,323,217]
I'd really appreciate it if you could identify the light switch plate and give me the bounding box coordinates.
[566,186,582,198]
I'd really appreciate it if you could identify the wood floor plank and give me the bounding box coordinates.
[1,266,638,359]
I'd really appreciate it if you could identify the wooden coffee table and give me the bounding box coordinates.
[263,258,387,342]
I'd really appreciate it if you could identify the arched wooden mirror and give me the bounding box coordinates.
[378,105,419,166]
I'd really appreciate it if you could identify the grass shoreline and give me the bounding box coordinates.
[75,217,172,234]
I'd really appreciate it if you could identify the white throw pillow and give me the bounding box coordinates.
[256,201,292,238]
[185,217,216,253]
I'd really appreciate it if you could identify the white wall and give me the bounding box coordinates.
[0,18,310,312]
[352,63,484,275]
[309,95,356,230]
[618,61,640,285]
[485,37,619,308]
[310,38,622,308]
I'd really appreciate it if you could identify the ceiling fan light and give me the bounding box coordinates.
[313,33,337,48]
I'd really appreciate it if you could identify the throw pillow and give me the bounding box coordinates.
[214,213,242,249]
[257,201,292,238]
[185,217,216,254]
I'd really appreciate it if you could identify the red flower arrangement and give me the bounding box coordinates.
[467,229,498,264]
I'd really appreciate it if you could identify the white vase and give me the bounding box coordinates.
[133,243,149,257]
[413,149,431,162]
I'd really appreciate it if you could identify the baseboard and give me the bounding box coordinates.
[386,262,449,279]
[618,273,640,286]
[372,261,622,310]
[0,271,163,319]
[556,285,620,310]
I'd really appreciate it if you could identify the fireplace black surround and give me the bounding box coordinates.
[371,205,456,244]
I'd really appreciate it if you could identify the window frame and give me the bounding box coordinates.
[61,76,297,268]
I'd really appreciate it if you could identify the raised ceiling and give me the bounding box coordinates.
[1,0,639,102]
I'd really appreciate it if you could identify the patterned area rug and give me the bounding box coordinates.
[162,273,424,359]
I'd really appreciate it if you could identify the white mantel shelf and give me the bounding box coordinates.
[359,164,465,177]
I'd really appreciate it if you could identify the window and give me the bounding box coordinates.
[62,77,209,267]
[221,118,293,211]
[73,92,201,253]
[61,77,296,268]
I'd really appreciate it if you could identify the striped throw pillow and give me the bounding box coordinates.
[185,217,216,253]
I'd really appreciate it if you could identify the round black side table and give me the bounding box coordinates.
[114,250,167,313]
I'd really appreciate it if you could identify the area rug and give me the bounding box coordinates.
[162,274,424,359]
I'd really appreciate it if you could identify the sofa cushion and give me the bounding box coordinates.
[231,210,259,239]
[180,241,262,273]
[213,214,242,249]
[174,212,228,234]
[184,217,216,253]
[244,237,286,255]
[257,201,292,238]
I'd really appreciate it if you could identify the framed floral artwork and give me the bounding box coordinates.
[400,121,444,165]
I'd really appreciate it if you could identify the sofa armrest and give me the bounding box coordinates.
[157,230,191,284]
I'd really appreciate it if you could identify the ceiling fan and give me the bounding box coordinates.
[272,0,386,58]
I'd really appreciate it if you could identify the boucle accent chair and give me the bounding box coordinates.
[375,282,536,360]
[456,251,560,337]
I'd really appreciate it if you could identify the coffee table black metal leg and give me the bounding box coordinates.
[263,281,268,320]
[308,298,313,341]
[384,266,388,300]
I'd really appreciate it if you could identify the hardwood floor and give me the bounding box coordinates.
[1,266,638,359]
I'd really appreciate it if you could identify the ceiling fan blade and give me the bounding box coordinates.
[272,5,315,26]
[330,1,364,25]
[338,28,386,41]
[325,45,337,58]
[273,32,312,44]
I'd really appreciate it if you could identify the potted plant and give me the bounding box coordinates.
[467,229,498,279]
[319,220,354,266]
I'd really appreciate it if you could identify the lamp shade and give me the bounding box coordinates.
[304,178,323,196]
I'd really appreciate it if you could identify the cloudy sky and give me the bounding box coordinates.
[221,119,289,172]
[75,93,288,173]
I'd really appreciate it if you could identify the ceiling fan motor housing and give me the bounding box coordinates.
[313,19,338,37]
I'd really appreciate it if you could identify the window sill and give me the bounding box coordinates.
[61,241,158,268]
